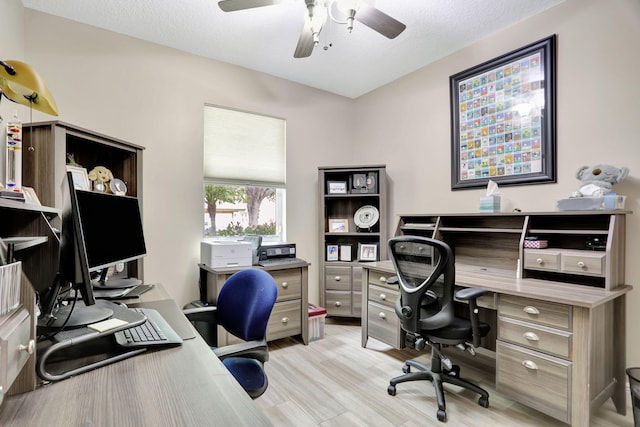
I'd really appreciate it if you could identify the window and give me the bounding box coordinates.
[203,105,286,242]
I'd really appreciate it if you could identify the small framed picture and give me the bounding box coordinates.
[328,218,349,233]
[340,245,352,261]
[327,181,348,194]
[66,165,91,191]
[327,244,339,261]
[358,243,378,262]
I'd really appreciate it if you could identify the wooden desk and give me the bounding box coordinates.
[0,285,273,426]
[199,262,310,345]
[361,260,629,427]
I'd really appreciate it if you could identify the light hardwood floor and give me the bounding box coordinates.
[255,319,635,426]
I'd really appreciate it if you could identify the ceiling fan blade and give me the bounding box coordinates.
[294,18,315,58]
[355,4,406,39]
[218,0,284,12]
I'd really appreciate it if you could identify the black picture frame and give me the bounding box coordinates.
[450,35,556,190]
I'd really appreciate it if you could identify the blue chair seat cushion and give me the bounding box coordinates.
[223,357,267,394]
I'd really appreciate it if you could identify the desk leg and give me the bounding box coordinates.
[571,307,590,427]
[361,268,369,348]
[612,294,627,415]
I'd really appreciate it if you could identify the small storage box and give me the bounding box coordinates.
[479,196,501,213]
[0,261,21,317]
[308,304,327,342]
[524,240,548,249]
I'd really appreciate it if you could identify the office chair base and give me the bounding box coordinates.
[388,360,490,423]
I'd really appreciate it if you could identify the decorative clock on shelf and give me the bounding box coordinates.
[354,205,379,231]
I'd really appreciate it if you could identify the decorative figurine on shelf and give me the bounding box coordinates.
[572,164,629,198]
[88,165,113,193]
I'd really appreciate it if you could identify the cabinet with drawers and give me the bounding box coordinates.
[199,262,309,345]
[0,200,59,403]
[496,295,573,423]
[318,165,387,318]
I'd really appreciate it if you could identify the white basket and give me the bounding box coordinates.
[0,261,21,317]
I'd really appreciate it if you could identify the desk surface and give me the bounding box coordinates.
[363,260,632,308]
[0,285,273,427]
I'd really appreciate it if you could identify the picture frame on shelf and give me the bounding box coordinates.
[327,244,339,261]
[340,245,352,261]
[65,165,91,191]
[327,181,348,194]
[358,243,378,262]
[450,35,556,190]
[329,218,349,233]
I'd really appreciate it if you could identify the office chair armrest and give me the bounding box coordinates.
[183,306,218,346]
[455,287,487,348]
[214,339,269,363]
[454,287,487,301]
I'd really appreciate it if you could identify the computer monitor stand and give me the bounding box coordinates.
[38,299,114,329]
[92,268,143,289]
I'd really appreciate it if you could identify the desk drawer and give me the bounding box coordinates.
[496,341,570,423]
[367,301,399,345]
[325,266,351,291]
[498,316,572,359]
[523,249,561,272]
[369,284,398,309]
[368,270,397,290]
[325,291,352,316]
[271,269,302,301]
[393,241,434,258]
[499,295,571,330]
[0,308,32,394]
[267,300,301,341]
[561,251,605,277]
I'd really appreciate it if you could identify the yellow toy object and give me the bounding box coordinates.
[88,165,114,192]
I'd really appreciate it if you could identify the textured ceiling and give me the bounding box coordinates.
[21,0,564,98]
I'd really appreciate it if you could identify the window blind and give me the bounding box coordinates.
[204,105,286,186]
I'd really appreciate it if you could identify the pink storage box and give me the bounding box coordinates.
[523,240,548,249]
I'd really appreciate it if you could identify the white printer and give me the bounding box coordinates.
[200,240,252,268]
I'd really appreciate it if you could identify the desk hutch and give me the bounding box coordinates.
[360,211,630,426]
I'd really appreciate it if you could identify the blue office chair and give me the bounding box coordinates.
[386,236,490,422]
[184,268,278,399]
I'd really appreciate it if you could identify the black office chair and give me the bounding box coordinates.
[386,236,490,422]
[184,268,278,399]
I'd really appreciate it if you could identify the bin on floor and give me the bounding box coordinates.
[308,304,327,342]
[627,367,640,427]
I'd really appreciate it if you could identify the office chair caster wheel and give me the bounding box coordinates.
[437,409,447,422]
[478,396,489,408]
[387,385,396,396]
[402,364,411,374]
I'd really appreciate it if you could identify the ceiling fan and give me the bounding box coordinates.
[217,0,406,58]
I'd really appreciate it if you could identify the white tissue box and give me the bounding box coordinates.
[479,196,501,212]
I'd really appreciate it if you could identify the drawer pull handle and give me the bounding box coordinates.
[523,332,539,341]
[523,306,540,315]
[18,340,35,355]
[335,276,341,281]
[281,281,289,289]
[281,317,289,324]
[335,301,342,307]
[577,261,586,268]
[379,276,387,283]
[522,360,539,370]
[378,312,386,319]
[380,293,387,301]
[418,246,425,252]
[536,258,544,264]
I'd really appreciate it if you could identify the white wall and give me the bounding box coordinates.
[354,0,640,365]
[19,9,355,308]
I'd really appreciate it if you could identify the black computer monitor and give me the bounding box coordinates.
[39,171,147,329]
